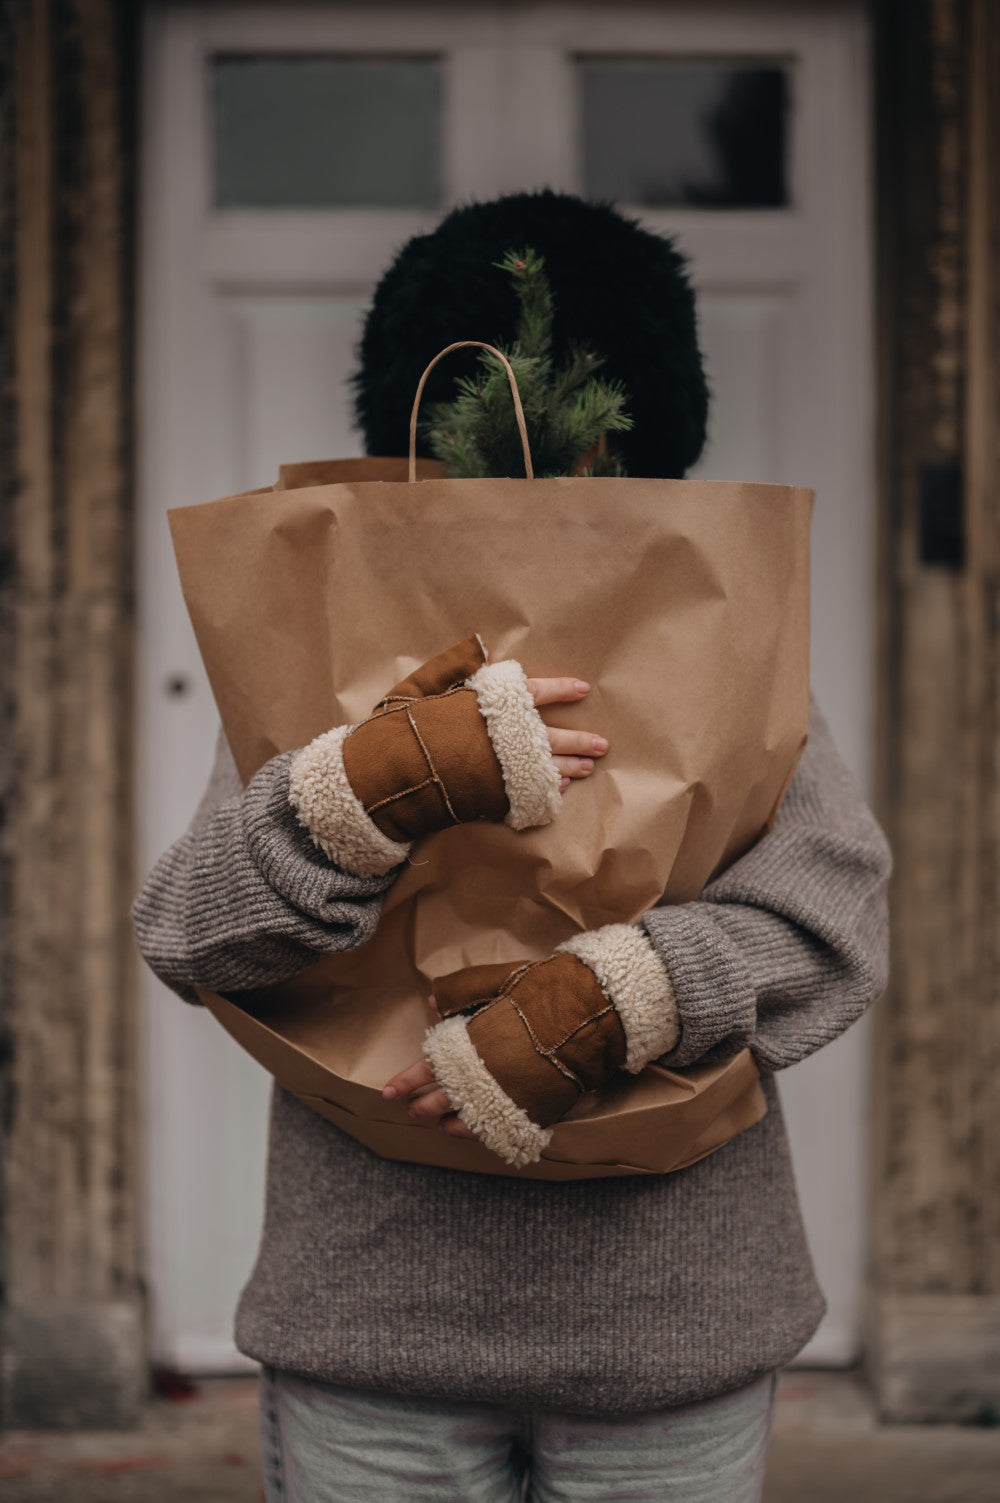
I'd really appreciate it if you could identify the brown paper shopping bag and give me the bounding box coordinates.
[169,342,813,1180]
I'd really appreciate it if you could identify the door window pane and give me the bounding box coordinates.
[212,55,442,209]
[580,60,789,208]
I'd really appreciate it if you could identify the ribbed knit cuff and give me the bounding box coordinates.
[557,923,679,1072]
[244,752,396,913]
[465,660,562,831]
[639,903,758,1070]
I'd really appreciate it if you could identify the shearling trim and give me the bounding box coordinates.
[557,924,680,1072]
[465,660,562,830]
[423,1014,553,1168]
[288,723,412,877]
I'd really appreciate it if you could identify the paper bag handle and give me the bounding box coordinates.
[408,340,535,483]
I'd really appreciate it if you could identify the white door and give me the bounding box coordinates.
[139,0,873,1371]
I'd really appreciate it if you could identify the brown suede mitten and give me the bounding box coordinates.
[423,924,680,1167]
[288,634,562,876]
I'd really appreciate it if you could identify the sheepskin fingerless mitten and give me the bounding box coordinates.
[423,925,680,1167]
[288,633,561,876]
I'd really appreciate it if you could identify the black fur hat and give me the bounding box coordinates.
[353,190,709,478]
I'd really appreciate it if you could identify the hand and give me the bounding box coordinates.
[526,676,610,793]
[289,636,601,877]
[409,930,678,1167]
[383,1027,476,1139]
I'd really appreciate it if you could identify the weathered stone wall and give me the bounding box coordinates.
[0,0,143,1427]
[870,0,1000,1422]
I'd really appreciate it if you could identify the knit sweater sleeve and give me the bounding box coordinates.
[131,728,398,1006]
[638,694,892,1071]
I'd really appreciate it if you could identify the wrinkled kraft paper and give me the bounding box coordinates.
[169,455,813,1180]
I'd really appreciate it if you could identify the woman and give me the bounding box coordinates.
[133,192,891,1501]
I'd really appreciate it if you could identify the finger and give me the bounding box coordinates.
[547,726,609,757]
[524,676,590,707]
[440,1113,477,1139]
[383,1058,435,1099]
[553,755,596,778]
[560,776,570,792]
[408,1088,455,1121]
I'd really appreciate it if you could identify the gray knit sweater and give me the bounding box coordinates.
[132,694,891,1415]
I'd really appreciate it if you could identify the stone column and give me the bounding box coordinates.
[0,0,144,1427]
[870,0,1000,1422]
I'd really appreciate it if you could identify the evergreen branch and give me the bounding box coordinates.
[420,246,632,478]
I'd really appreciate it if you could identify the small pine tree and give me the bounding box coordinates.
[421,248,633,479]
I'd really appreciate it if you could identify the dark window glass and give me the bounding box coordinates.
[580,60,789,208]
[212,55,441,209]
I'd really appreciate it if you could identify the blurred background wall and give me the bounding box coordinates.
[1,0,997,1430]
